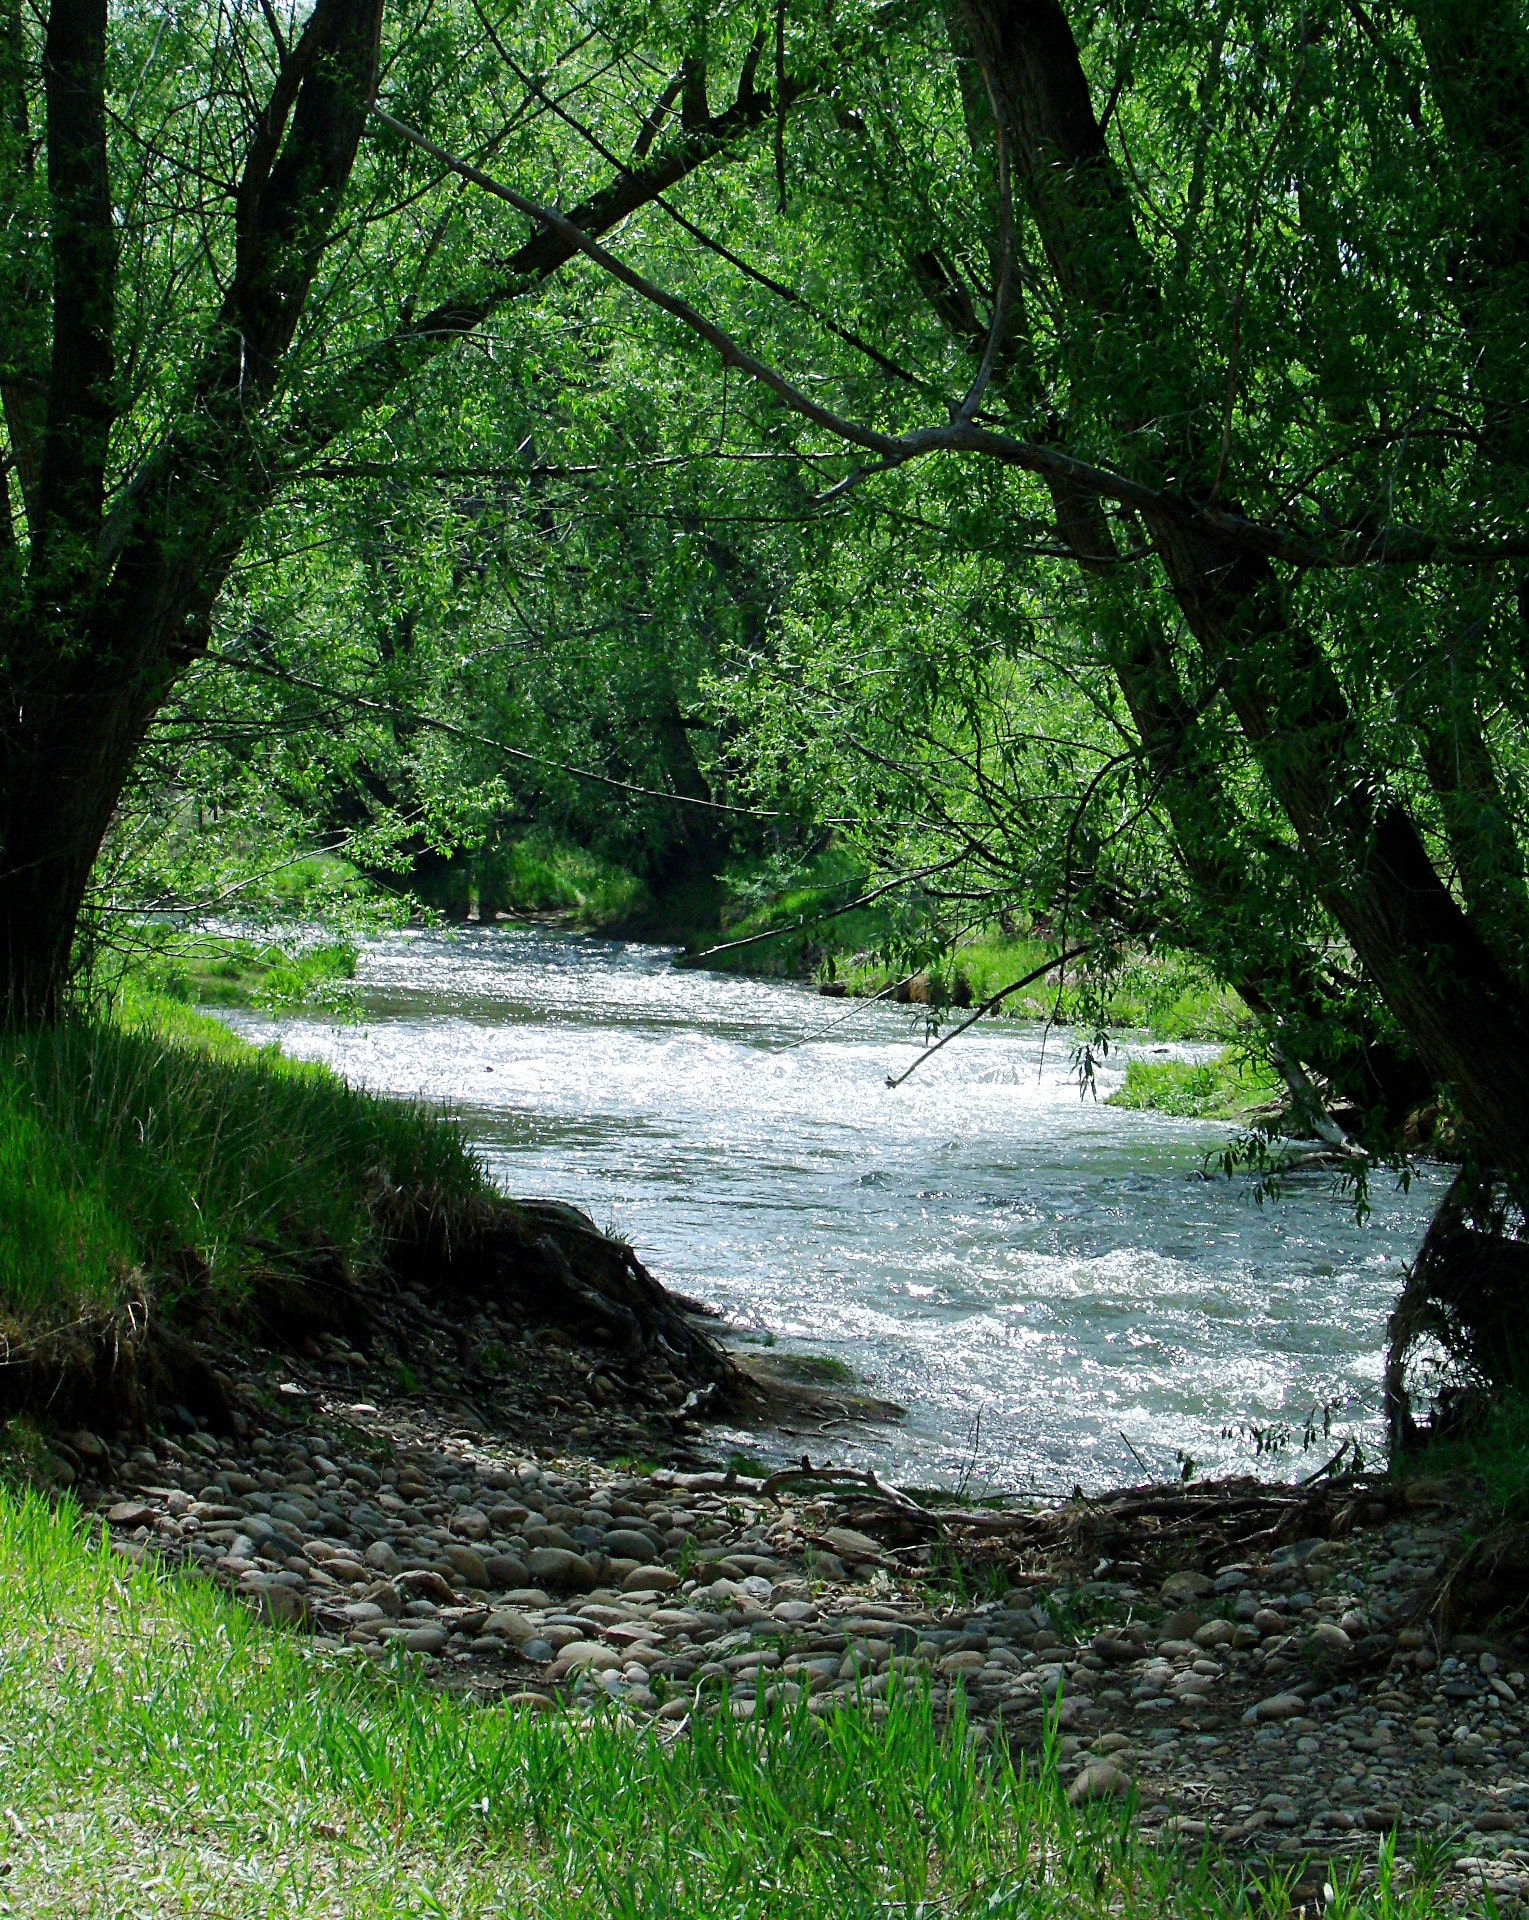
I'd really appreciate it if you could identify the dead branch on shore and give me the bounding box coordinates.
[757,1461,1401,1584]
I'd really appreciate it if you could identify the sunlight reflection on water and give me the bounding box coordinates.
[227,926,1439,1493]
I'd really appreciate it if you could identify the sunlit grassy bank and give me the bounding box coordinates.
[1108,1050,1282,1121]
[699,855,1246,1041]
[0,1490,1445,1919]
[489,828,649,925]
[125,928,359,1010]
[0,1003,483,1336]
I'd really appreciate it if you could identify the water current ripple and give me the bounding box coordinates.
[226,927,1441,1494]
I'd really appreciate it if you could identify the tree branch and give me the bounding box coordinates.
[682,857,966,962]
[885,945,1092,1089]
[224,0,384,395]
[376,109,1529,575]
[283,62,784,466]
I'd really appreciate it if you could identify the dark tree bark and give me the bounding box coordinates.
[955,0,1529,1198]
[925,5,1430,1139]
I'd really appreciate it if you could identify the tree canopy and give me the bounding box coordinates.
[7,0,1529,1417]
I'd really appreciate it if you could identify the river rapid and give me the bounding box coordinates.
[227,927,1441,1494]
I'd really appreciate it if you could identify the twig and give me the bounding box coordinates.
[955,1407,984,1500]
[773,971,923,1050]
[954,86,1013,424]
[884,945,1091,1090]
[1297,1435,1353,1485]
[1119,1431,1155,1480]
[682,858,963,962]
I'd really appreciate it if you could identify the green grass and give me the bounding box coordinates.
[781,1352,856,1385]
[701,852,1245,1040]
[1108,1050,1281,1121]
[828,938,1244,1042]
[1396,1389,1529,1519]
[706,849,888,976]
[261,851,376,912]
[0,1003,486,1334]
[0,1488,1449,1918]
[489,829,648,927]
[945,941,1243,1041]
[120,929,358,1010]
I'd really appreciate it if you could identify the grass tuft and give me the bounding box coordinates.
[490,829,648,926]
[1108,1050,1280,1121]
[0,1005,485,1332]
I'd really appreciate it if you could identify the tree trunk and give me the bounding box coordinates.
[957,0,1529,1197]
[1047,488,1433,1134]
[1152,517,1529,1200]
[0,647,165,1021]
[0,12,787,1027]
[0,826,92,1024]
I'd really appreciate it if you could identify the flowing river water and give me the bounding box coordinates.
[228,927,1442,1494]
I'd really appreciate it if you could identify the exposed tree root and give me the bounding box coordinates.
[778,1466,1412,1591]
[1385,1164,1529,1452]
[1426,1520,1529,1637]
[377,1189,739,1390]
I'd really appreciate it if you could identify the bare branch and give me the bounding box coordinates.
[633,70,682,160]
[885,945,1092,1090]
[682,857,967,962]
[955,63,1013,423]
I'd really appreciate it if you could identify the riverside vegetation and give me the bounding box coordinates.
[7,0,1529,1910]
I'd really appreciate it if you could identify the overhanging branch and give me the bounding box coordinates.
[375,108,1529,577]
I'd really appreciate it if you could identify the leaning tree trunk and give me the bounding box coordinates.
[956,0,1529,1201]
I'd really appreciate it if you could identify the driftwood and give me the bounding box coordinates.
[760,1460,937,1517]
[760,1461,1398,1584]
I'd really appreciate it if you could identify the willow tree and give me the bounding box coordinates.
[0,0,787,1019]
[386,0,1529,1415]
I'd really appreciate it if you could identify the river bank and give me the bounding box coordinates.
[17,1296,1528,1918]
[0,970,1514,1914]
[222,924,1440,1491]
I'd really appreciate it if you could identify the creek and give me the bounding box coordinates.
[228,926,1441,1493]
